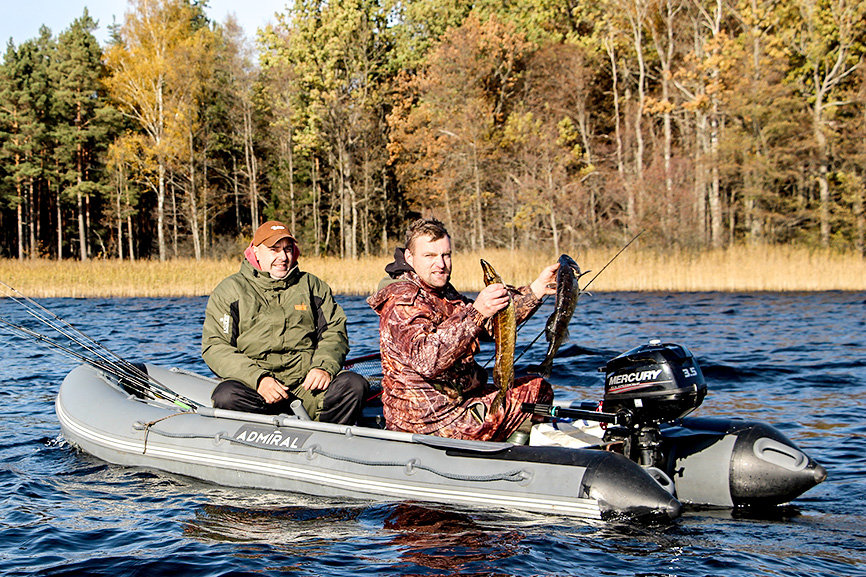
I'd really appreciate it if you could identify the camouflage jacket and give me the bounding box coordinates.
[367,271,544,437]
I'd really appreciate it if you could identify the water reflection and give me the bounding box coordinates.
[184,502,366,544]
[380,502,525,574]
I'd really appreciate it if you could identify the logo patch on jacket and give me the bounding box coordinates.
[295,304,308,311]
[219,313,231,334]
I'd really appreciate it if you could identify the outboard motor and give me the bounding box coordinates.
[600,339,707,467]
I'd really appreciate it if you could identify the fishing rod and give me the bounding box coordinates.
[0,316,157,399]
[0,282,200,410]
[0,314,199,410]
[0,280,155,387]
[581,229,644,293]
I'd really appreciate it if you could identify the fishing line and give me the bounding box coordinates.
[502,230,646,372]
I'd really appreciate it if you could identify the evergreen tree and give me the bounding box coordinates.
[53,10,118,260]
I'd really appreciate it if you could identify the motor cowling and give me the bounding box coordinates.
[601,340,707,428]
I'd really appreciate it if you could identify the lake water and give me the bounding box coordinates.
[0,291,864,576]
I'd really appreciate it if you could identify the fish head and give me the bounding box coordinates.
[558,254,581,276]
[479,259,503,286]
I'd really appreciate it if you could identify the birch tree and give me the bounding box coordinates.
[104,0,206,261]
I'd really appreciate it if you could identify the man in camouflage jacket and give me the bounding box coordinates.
[368,218,557,441]
[202,220,368,424]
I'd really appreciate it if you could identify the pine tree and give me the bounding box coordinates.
[53,9,118,260]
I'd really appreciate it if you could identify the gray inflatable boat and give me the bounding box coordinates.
[56,341,826,521]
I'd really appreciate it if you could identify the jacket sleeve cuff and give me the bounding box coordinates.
[467,304,487,327]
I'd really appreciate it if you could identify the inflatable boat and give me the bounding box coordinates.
[54,341,826,522]
[56,361,681,522]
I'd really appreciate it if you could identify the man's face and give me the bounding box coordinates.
[405,234,452,289]
[254,237,296,279]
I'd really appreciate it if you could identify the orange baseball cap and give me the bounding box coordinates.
[252,221,296,247]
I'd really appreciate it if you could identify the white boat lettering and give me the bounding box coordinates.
[608,369,663,386]
[280,436,300,448]
[232,425,311,450]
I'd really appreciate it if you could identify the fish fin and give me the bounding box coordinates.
[544,317,556,342]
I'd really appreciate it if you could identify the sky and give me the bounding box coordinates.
[0,0,288,47]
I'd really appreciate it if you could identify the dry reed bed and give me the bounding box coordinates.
[0,246,862,298]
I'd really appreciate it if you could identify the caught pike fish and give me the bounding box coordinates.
[535,254,586,379]
[480,259,515,412]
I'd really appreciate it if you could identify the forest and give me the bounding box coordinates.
[1,0,865,261]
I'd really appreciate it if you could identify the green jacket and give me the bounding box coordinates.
[201,260,349,394]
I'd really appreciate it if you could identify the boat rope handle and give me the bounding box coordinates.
[136,412,192,454]
[137,424,529,483]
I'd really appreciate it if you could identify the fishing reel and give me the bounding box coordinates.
[599,339,707,467]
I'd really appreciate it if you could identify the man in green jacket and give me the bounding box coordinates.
[202,220,368,424]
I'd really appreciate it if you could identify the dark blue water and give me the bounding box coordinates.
[1,292,864,576]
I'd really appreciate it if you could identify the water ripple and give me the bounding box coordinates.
[0,292,863,576]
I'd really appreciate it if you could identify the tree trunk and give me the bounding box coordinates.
[287,126,296,234]
[117,194,123,261]
[629,0,647,228]
[243,104,260,228]
[28,180,36,259]
[232,154,241,232]
[472,140,485,251]
[56,186,62,261]
[76,189,87,261]
[709,114,723,247]
[605,33,631,228]
[203,142,209,256]
[188,129,202,260]
[313,156,321,256]
[650,0,678,231]
[694,111,709,244]
[127,213,135,261]
[170,180,178,258]
[16,200,24,261]
[813,100,832,247]
[157,162,167,261]
[381,170,388,254]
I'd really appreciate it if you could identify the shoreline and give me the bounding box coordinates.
[0,246,863,298]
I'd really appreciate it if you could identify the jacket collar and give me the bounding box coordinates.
[239,258,301,289]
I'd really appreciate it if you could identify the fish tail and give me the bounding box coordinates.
[490,390,505,413]
[539,360,552,379]
[530,358,553,379]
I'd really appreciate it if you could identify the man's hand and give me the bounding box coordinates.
[472,283,510,318]
[258,376,289,404]
[302,368,332,391]
[530,262,561,300]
